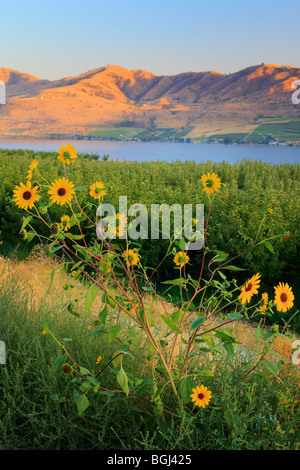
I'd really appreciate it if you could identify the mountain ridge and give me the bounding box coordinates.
[0,63,299,141]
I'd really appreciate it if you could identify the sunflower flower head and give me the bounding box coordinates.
[238,273,261,305]
[274,282,294,312]
[89,181,107,200]
[48,177,75,206]
[190,385,212,408]
[174,251,189,268]
[57,144,78,165]
[201,172,221,195]
[29,159,39,170]
[96,355,102,365]
[122,249,139,266]
[62,364,73,375]
[60,214,71,231]
[13,180,40,210]
[260,292,268,314]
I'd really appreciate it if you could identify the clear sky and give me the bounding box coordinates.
[1,0,299,80]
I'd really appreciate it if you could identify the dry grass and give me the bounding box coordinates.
[1,249,298,373]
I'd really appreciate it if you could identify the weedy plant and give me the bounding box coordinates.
[12,144,297,420]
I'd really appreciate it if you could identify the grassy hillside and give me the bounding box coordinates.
[0,253,299,450]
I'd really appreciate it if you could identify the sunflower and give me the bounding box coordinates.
[109,213,128,237]
[60,214,71,231]
[124,301,139,317]
[201,172,221,195]
[48,177,75,206]
[96,355,102,364]
[260,292,268,314]
[89,181,107,200]
[274,282,294,312]
[13,180,40,210]
[238,273,261,305]
[57,144,78,165]
[174,251,189,268]
[27,159,39,180]
[122,249,139,266]
[190,385,212,408]
[29,159,39,170]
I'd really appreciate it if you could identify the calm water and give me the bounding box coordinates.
[0,139,299,164]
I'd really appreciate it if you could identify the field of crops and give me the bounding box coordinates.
[0,148,299,331]
[1,147,299,451]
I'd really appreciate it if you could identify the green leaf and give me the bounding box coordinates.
[200,333,215,347]
[67,233,84,240]
[50,244,63,254]
[19,215,32,234]
[80,367,91,375]
[99,305,109,324]
[264,240,275,254]
[190,316,205,331]
[75,394,89,415]
[88,328,106,338]
[44,268,56,296]
[200,368,214,377]
[84,284,98,314]
[86,376,99,387]
[227,313,243,320]
[263,360,278,375]
[255,326,268,340]
[215,330,236,343]
[221,265,246,271]
[178,377,194,404]
[177,238,186,251]
[160,315,182,334]
[224,409,235,429]
[117,367,129,396]
[108,325,122,342]
[212,251,228,263]
[171,309,185,324]
[53,356,64,368]
[25,231,37,243]
[223,342,234,355]
[218,271,227,280]
[102,390,115,397]
[162,278,187,286]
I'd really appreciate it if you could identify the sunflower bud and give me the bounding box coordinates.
[62,364,73,375]
[20,229,28,240]
[50,223,58,234]
[282,232,290,241]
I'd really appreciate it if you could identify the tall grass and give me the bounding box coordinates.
[0,253,299,450]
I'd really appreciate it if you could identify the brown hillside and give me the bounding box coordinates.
[0,63,299,139]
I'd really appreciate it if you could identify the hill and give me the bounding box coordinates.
[0,63,299,141]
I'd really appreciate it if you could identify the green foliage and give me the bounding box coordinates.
[0,147,299,451]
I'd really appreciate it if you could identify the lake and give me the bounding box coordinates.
[0,138,299,164]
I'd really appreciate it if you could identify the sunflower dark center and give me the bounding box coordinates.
[245,282,252,292]
[198,393,204,399]
[63,151,71,158]
[280,293,288,302]
[206,179,214,187]
[23,191,32,200]
[57,187,66,196]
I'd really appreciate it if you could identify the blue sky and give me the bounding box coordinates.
[1,0,299,80]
